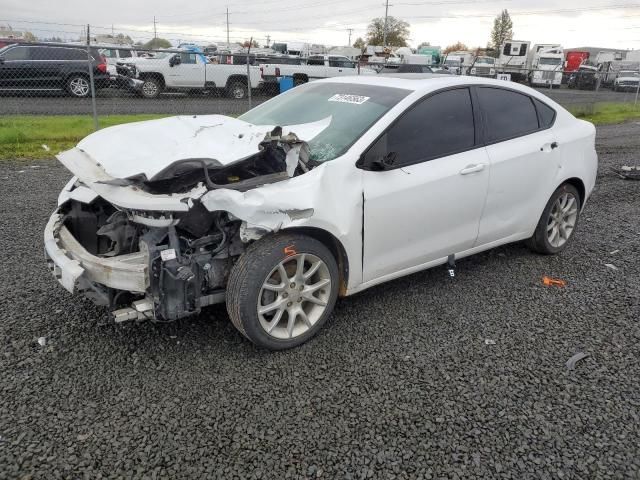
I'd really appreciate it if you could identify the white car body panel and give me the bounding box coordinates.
[47,75,597,304]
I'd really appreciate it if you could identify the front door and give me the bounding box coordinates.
[362,87,490,282]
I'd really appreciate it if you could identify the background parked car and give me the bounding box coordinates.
[567,65,599,90]
[0,42,109,97]
[379,64,448,74]
[613,70,640,92]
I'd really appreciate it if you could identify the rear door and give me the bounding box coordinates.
[328,56,357,76]
[362,87,490,282]
[475,86,562,245]
[306,56,328,80]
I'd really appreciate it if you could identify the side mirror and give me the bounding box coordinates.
[169,55,181,67]
[361,151,398,171]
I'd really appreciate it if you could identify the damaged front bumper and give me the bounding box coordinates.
[44,211,151,318]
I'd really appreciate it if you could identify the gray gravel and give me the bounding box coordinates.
[0,84,635,116]
[1,123,639,479]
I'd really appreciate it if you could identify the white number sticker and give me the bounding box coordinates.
[160,248,177,262]
[328,94,370,105]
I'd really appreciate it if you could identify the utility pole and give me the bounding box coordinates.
[347,28,353,46]
[382,0,390,47]
[226,7,230,46]
[153,16,157,39]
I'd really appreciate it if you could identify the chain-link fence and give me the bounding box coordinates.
[0,38,639,127]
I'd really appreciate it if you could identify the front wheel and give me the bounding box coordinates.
[226,233,340,350]
[526,183,581,255]
[140,78,162,98]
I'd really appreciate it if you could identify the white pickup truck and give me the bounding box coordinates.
[259,55,376,87]
[116,50,262,99]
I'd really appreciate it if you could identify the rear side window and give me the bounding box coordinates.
[307,57,324,66]
[533,98,556,128]
[180,53,197,64]
[386,87,476,166]
[2,46,30,60]
[118,49,132,58]
[56,48,86,60]
[477,87,539,143]
[101,48,117,58]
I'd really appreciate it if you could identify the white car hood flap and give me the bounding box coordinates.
[74,114,331,180]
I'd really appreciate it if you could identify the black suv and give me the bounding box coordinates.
[0,42,109,97]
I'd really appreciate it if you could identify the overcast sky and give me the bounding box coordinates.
[1,0,639,49]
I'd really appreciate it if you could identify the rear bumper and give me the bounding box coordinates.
[44,211,148,295]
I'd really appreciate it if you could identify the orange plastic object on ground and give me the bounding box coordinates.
[542,276,567,287]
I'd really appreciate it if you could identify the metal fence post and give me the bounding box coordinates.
[635,79,639,107]
[246,37,253,111]
[86,24,99,130]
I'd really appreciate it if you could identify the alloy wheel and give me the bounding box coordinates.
[69,77,89,97]
[257,253,331,340]
[547,192,578,248]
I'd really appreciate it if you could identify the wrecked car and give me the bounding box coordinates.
[45,76,598,349]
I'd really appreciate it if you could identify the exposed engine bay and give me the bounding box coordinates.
[47,115,330,323]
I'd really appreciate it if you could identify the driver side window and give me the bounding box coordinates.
[365,87,476,169]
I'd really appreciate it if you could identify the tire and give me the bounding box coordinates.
[525,183,581,255]
[293,77,306,87]
[66,75,90,98]
[226,233,340,350]
[227,81,247,99]
[140,78,162,99]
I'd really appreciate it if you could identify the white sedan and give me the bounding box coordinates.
[45,75,597,349]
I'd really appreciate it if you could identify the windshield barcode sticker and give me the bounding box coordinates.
[328,94,370,105]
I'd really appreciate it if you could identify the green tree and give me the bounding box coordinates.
[490,9,513,54]
[353,37,366,50]
[416,41,430,50]
[143,37,172,49]
[366,17,410,47]
[23,31,37,41]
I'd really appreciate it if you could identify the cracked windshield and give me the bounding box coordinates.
[239,83,410,162]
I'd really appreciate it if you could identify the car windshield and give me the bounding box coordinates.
[239,82,410,162]
[620,71,639,77]
[539,57,562,65]
[476,58,494,65]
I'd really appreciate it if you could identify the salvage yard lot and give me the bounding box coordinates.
[0,123,639,478]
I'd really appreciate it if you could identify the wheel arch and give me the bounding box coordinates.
[562,177,586,209]
[138,72,166,88]
[225,74,248,88]
[281,226,350,297]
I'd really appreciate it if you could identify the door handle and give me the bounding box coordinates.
[459,163,486,175]
[551,141,559,149]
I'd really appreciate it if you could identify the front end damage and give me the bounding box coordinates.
[44,115,328,323]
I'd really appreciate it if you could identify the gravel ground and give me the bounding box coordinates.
[0,123,639,479]
[0,85,635,116]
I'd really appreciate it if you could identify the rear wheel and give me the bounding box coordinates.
[293,77,307,87]
[226,233,339,350]
[526,184,581,255]
[66,75,90,98]
[227,81,247,99]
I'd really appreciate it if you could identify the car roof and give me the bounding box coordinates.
[315,74,523,93]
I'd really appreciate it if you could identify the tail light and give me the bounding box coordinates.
[275,67,281,77]
[97,61,108,74]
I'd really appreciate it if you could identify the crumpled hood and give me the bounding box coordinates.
[73,114,330,180]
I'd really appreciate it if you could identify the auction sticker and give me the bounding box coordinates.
[328,94,370,105]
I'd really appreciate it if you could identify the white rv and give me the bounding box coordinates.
[498,40,530,82]
[527,44,564,87]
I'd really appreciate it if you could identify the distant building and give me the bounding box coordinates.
[0,27,23,39]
